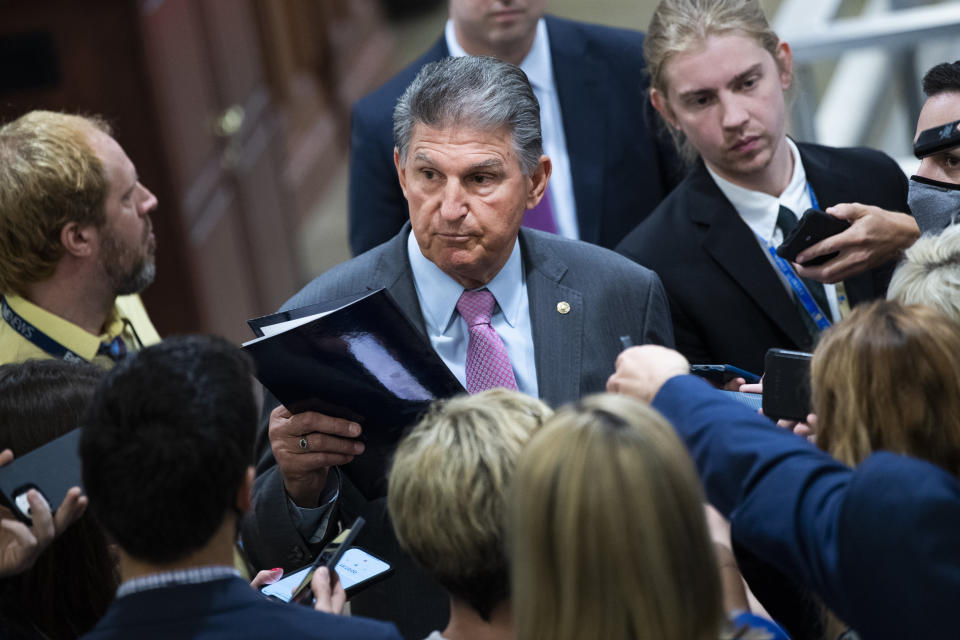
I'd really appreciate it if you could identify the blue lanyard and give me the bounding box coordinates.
[1,296,89,362]
[0,296,132,362]
[807,183,821,210]
[757,183,831,331]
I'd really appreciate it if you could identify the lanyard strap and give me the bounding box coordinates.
[760,182,831,331]
[1,296,90,362]
[805,183,853,319]
[760,240,832,331]
[807,182,820,211]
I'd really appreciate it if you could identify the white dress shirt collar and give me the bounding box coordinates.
[706,139,841,321]
[406,230,525,333]
[706,138,808,242]
[445,19,553,92]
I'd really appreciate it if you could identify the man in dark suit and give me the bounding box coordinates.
[79,336,401,640]
[242,56,673,638]
[348,0,681,255]
[616,0,912,375]
[785,60,960,278]
[609,344,960,639]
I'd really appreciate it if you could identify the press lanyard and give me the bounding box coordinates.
[757,183,835,331]
[0,295,132,363]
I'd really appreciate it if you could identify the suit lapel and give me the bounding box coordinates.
[688,163,812,348]
[520,230,583,406]
[799,143,876,304]
[546,16,606,245]
[371,224,428,335]
[424,36,449,62]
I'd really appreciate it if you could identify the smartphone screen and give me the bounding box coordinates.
[261,548,392,602]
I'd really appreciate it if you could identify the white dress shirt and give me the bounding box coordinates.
[706,138,841,322]
[407,230,539,397]
[445,18,579,240]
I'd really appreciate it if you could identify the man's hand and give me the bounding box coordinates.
[794,203,919,284]
[0,449,87,578]
[607,345,690,403]
[311,566,347,615]
[269,406,364,508]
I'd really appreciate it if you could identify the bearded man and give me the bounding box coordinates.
[0,111,160,366]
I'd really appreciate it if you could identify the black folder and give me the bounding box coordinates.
[243,289,465,499]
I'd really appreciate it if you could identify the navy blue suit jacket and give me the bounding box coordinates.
[81,576,401,640]
[652,375,960,639]
[347,15,682,255]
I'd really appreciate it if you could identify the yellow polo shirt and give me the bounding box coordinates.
[0,294,160,367]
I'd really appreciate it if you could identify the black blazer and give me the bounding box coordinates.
[347,15,682,255]
[616,142,910,375]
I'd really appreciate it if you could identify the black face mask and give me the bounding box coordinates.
[908,175,960,233]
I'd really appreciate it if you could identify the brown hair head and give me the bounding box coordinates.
[812,300,960,474]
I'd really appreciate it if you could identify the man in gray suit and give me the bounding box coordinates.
[242,56,673,638]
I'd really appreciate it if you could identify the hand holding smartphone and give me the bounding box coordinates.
[260,516,394,605]
[690,364,761,386]
[776,209,851,266]
[761,349,812,422]
[0,429,82,526]
[287,516,366,605]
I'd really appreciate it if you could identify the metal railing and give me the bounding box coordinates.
[774,0,960,164]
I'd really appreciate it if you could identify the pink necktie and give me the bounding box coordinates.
[456,289,519,393]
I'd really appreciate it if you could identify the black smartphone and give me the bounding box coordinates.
[260,546,393,602]
[913,118,960,158]
[762,348,812,422]
[0,429,82,526]
[776,209,851,266]
[690,364,761,385]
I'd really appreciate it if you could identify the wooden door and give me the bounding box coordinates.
[140,0,299,342]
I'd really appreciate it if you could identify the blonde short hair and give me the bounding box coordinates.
[509,393,725,640]
[887,224,960,325]
[0,111,111,295]
[812,300,960,474]
[387,389,552,619]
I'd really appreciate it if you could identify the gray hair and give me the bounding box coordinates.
[393,56,543,175]
[888,224,960,324]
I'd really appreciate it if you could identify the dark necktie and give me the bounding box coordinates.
[777,206,830,333]
[97,335,128,361]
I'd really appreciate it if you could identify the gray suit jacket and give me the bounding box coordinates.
[241,226,673,636]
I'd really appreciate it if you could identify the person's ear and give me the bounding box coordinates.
[525,155,552,209]
[394,147,409,198]
[650,88,678,130]
[775,41,793,91]
[235,466,254,514]
[60,222,97,259]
